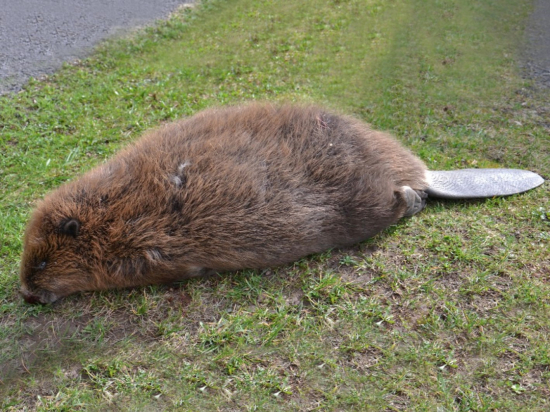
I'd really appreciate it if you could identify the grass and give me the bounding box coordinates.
[1,0,549,410]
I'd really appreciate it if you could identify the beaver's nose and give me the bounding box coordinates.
[21,290,43,305]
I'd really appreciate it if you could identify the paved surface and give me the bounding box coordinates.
[0,0,193,94]
[523,0,550,87]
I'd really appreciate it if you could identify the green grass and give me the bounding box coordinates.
[1,0,549,410]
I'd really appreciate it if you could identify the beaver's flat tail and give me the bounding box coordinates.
[425,169,544,199]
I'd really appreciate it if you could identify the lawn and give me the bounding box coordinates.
[1,0,549,410]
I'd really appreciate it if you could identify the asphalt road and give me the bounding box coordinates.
[0,0,193,94]
[524,0,550,87]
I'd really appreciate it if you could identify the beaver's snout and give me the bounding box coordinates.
[21,291,43,305]
[20,288,59,305]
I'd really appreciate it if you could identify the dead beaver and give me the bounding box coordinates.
[19,103,544,304]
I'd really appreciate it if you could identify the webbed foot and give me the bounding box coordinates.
[403,186,427,217]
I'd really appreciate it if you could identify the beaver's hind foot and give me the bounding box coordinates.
[402,186,427,217]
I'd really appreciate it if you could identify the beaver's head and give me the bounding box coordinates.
[19,177,190,304]
[19,205,97,304]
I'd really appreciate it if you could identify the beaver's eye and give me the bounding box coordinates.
[37,261,47,270]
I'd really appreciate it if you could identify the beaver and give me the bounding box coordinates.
[19,103,544,304]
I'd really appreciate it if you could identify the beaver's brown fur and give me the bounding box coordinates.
[20,103,428,304]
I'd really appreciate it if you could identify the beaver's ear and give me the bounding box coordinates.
[60,219,80,238]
